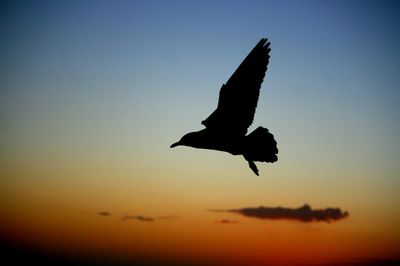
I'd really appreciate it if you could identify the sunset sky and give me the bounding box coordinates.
[1,0,399,265]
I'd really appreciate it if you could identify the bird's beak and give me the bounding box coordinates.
[170,141,180,148]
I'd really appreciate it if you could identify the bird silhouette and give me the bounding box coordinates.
[171,38,278,175]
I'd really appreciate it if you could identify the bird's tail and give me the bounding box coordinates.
[243,126,278,175]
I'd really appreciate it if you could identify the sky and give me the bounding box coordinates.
[1,0,399,265]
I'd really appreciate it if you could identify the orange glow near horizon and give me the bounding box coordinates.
[2,151,400,265]
[1,178,399,265]
[2,146,400,265]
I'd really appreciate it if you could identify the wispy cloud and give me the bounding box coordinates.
[215,219,239,224]
[98,211,111,216]
[121,215,154,222]
[158,215,180,220]
[212,204,349,223]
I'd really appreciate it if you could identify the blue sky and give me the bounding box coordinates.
[2,0,399,173]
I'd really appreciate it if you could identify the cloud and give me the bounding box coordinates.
[98,211,111,216]
[215,219,239,224]
[158,215,180,220]
[121,215,154,222]
[212,204,349,223]
[136,215,154,222]
[121,215,180,222]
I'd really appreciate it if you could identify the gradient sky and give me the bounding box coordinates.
[1,0,399,265]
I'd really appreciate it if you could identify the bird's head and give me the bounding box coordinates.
[170,131,203,148]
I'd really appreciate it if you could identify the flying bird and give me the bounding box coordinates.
[171,38,278,175]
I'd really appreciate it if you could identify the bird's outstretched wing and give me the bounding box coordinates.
[202,38,271,135]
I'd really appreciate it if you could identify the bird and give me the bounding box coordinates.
[170,38,278,175]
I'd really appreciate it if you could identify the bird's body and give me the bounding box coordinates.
[171,38,278,175]
[171,129,246,155]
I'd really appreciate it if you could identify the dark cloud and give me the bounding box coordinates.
[121,215,154,222]
[136,215,154,222]
[98,211,111,216]
[158,215,180,220]
[212,204,349,223]
[215,219,239,224]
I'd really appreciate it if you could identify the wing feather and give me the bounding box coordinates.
[202,38,271,135]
